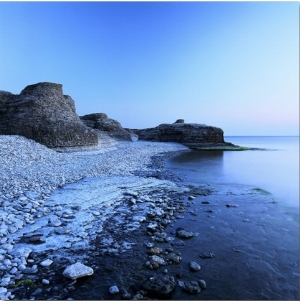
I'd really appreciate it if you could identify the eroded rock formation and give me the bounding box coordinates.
[133,120,229,148]
[80,113,138,141]
[0,82,98,148]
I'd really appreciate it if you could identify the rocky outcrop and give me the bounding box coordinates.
[80,113,138,141]
[0,82,98,148]
[133,120,230,148]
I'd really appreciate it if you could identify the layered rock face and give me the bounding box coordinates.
[80,113,138,141]
[133,121,226,147]
[0,82,98,148]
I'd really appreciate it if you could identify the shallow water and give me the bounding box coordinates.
[167,136,299,208]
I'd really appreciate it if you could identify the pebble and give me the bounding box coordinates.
[189,261,201,271]
[40,259,53,267]
[198,279,207,289]
[109,285,119,294]
[42,279,50,285]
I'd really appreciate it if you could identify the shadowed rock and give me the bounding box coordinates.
[0,82,98,148]
[132,120,229,148]
[80,113,138,141]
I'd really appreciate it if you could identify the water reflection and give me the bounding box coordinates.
[167,150,225,181]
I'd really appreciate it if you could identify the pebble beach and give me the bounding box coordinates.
[0,135,299,300]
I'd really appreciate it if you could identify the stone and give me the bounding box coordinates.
[166,252,181,263]
[149,255,166,267]
[183,281,201,294]
[189,261,201,271]
[109,285,119,294]
[132,122,231,148]
[62,262,94,279]
[42,279,50,285]
[0,82,98,148]
[176,228,194,239]
[80,113,138,141]
[199,252,215,259]
[40,259,53,267]
[198,279,207,289]
[143,274,176,296]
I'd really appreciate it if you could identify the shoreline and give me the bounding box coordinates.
[0,136,299,300]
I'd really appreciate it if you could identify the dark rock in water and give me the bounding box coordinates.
[176,227,194,239]
[132,121,229,148]
[80,113,138,141]
[182,281,201,294]
[143,274,176,296]
[0,82,98,148]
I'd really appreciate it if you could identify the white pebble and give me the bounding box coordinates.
[109,285,119,294]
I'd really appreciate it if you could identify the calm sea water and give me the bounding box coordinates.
[167,136,299,208]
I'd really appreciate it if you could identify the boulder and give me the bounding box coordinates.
[0,82,98,148]
[80,113,138,141]
[62,262,94,280]
[132,120,229,147]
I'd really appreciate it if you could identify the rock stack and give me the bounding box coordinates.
[0,82,98,148]
[132,120,227,148]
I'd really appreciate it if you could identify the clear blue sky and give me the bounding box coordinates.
[0,1,299,135]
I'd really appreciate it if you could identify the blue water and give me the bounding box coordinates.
[167,136,299,208]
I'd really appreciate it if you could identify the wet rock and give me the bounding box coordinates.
[226,203,239,208]
[149,255,166,268]
[189,261,201,271]
[143,274,176,296]
[183,281,201,294]
[198,279,207,289]
[199,252,215,259]
[109,285,119,294]
[176,227,194,239]
[147,247,163,255]
[166,252,181,264]
[40,259,53,267]
[63,262,94,280]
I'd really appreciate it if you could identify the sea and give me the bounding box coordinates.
[167,136,299,209]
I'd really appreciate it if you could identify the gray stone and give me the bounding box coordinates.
[132,122,229,148]
[183,281,201,294]
[189,261,201,271]
[198,279,207,289]
[109,285,119,294]
[62,262,94,279]
[81,113,138,141]
[176,228,194,239]
[0,82,98,148]
[143,274,176,296]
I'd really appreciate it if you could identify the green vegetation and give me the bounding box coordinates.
[252,187,272,195]
[11,279,38,288]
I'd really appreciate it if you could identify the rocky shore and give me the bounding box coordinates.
[1,135,299,300]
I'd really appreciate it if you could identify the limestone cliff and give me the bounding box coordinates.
[0,82,98,148]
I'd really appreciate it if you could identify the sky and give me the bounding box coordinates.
[0,1,299,136]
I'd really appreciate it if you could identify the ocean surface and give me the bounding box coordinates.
[167,136,299,208]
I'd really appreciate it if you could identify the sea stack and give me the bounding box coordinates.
[0,82,98,148]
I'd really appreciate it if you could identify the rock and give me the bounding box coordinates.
[42,279,50,285]
[198,279,207,289]
[199,252,215,259]
[189,261,201,271]
[143,274,176,296]
[176,228,194,239]
[0,82,98,148]
[147,247,163,255]
[80,113,138,141]
[132,122,228,148]
[166,252,181,263]
[174,119,184,124]
[149,255,166,267]
[183,281,201,294]
[109,285,119,294]
[62,262,94,279]
[40,259,53,267]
